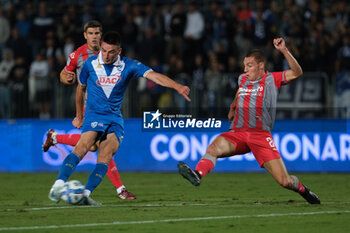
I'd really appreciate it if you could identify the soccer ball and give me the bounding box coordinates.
[60,180,85,205]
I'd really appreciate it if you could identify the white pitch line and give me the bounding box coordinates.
[0,210,349,231]
[5,203,210,211]
[5,201,350,212]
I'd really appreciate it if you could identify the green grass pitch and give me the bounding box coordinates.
[0,172,349,233]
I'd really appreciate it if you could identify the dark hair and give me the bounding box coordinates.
[102,31,121,46]
[84,20,102,32]
[246,49,266,64]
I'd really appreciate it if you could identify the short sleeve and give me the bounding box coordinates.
[129,59,152,78]
[79,61,88,85]
[65,51,78,73]
[272,71,289,89]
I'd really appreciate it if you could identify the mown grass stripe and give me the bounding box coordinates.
[0,210,349,231]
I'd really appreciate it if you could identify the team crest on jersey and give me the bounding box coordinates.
[116,62,125,73]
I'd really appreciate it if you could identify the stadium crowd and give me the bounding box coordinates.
[0,0,349,119]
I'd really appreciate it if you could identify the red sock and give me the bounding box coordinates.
[297,181,305,193]
[195,159,215,178]
[106,159,123,189]
[56,134,81,146]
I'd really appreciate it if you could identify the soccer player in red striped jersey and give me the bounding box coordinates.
[43,20,136,200]
[178,37,320,204]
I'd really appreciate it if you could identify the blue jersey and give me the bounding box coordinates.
[79,53,152,118]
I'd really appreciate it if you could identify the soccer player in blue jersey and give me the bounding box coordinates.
[48,31,191,205]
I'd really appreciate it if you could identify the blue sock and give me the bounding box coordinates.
[57,153,80,181]
[85,163,108,193]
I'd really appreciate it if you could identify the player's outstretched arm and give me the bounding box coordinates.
[60,68,77,85]
[273,37,303,82]
[73,84,86,129]
[146,71,191,102]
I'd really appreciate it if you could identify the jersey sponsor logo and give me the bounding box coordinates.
[96,75,121,87]
[239,86,264,96]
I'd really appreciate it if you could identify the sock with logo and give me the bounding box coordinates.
[57,153,80,181]
[195,154,216,177]
[291,175,306,194]
[106,159,124,189]
[85,163,108,193]
[56,134,81,146]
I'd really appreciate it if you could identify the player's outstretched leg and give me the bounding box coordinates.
[107,160,136,200]
[42,129,57,152]
[299,185,321,204]
[177,162,201,186]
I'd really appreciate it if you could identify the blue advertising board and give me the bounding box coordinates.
[0,118,349,172]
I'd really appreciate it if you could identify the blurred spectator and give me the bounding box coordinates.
[101,4,119,33]
[9,57,29,118]
[226,3,239,56]
[81,4,95,26]
[250,9,271,49]
[132,4,144,42]
[15,10,31,38]
[6,27,31,65]
[166,2,186,62]
[162,2,173,42]
[237,0,252,35]
[323,8,339,34]
[335,34,350,73]
[0,49,14,118]
[0,6,10,57]
[143,4,163,39]
[0,49,14,82]
[211,7,228,52]
[56,14,76,42]
[29,52,51,119]
[173,58,190,113]
[191,54,207,115]
[30,1,55,56]
[184,2,205,63]
[136,27,160,64]
[205,53,223,114]
[121,14,138,54]
[62,36,75,60]
[42,37,63,61]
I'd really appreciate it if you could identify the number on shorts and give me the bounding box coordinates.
[266,137,275,148]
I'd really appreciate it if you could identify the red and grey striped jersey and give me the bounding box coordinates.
[64,43,99,83]
[230,71,289,132]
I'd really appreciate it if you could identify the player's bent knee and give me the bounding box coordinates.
[206,143,221,157]
[206,137,233,157]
